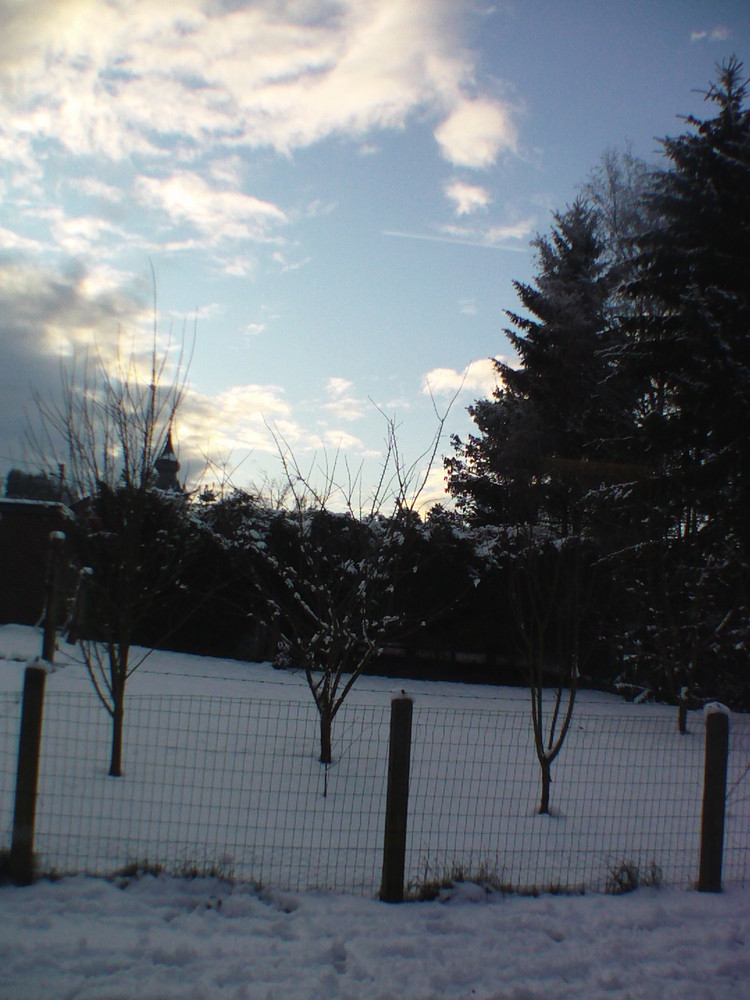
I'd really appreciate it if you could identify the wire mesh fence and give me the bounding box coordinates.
[407,708,717,893]
[1,684,749,895]
[0,691,21,850]
[21,693,391,892]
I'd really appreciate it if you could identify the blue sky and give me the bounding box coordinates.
[0,0,747,505]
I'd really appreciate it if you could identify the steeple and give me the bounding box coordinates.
[154,427,183,492]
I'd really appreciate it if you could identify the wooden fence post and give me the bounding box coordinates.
[698,705,729,893]
[10,666,47,886]
[42,531,65,663]
[379,695,413,903]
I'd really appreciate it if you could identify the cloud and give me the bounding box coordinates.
[0,259,145,361]
[0,0,521,303]
[0,2,525,491]
[135,172,287,243]
[49,212,129,256]
[0,2,517,169]
[411,463,450,513]
[0,227,45,252]
[177,382,291,466]
[327,377,355,397]
[690,26,731,43]
[0,258,152,475]
[319,428,365,451]
[69,178,124,204]
[383,224,532,251]
[438,216,535,247]
[271,250,311,273]
[0,256,377,491]
[444,180,492,216]
[422,356,518,399]
[322,376,366,421]
[434,97,518,168]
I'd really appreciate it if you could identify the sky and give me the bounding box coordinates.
[0,0,748,507]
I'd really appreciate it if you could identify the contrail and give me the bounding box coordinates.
[382,230,528,252]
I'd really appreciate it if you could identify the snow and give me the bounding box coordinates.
[1,875,749,998]
[1,623,750,998]
[705,702,731,718]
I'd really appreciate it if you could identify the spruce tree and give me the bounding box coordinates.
[627,56,750,548]
[620,58,750,711]
[447,200,612,536]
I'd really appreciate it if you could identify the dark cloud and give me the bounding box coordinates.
[0,257,145,483]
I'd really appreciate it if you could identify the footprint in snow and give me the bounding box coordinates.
[329,940,347,973]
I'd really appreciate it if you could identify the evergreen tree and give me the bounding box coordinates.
[627,57,750,548]
[615,58,750,711]
[447,200,613,536]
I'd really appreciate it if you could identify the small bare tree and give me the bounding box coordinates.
[31,320,192,776]
[221,405,454,766]
[507,533,592,814]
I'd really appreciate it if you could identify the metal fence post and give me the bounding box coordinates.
[379,695,413,903]
[698,705,729,893]
[10,666,47,886]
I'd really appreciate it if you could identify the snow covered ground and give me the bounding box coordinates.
[1,624,750,998]
[1,871,750,998]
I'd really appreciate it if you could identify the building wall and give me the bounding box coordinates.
[0,500,73,625]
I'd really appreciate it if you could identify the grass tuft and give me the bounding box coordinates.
[605,860,662,895]
[406,858,585,901]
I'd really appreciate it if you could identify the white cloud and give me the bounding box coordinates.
[70,178,124,203]
[0,1,517,169]
[272,250,311,273]
[171,301,224,322]
[444,180,492,216]
[320,428,364,451]
[327,377,355,397]
[176,382,293,466]
[484,218,536,242]
[49,212,127,255]
[323,376,366,421]
[135,172,287,243]
[0,226,45,252]
[459,297,477,316]
[690,26,731,43]
[434,97,517,168]
[436,215,535,247]
[422,357,517,399]
[0,0,521,280]
[222,256,256,277]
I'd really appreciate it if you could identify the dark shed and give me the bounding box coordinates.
[0,499,73,625]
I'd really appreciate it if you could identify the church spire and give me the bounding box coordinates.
[154,427,183,492]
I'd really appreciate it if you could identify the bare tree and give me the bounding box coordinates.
[30,319,192,776]
[507,533,592,814]
[217,405,455,766]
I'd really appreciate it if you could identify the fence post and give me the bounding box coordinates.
[42,531,65,664]
[10,666,47,886]
[379,695,413,903]
[698,705,729,893]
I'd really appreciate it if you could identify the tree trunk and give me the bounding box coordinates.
[319,709,332,765]
[539,757,551,815]
[678,699,688,735]
[109,695,124,777]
